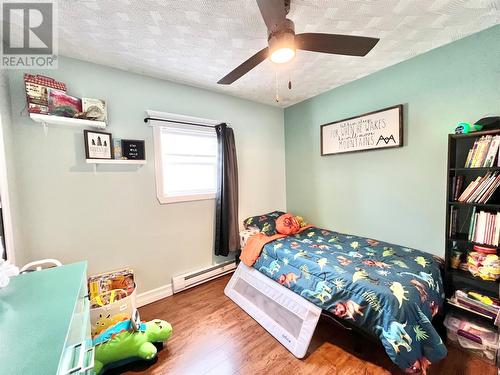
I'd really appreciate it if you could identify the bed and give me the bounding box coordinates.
[225,223,447,374]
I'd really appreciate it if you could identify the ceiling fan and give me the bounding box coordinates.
[217,0,379,85]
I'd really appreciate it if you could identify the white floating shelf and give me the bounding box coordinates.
[30,113,106,129]
[86,159,146,165]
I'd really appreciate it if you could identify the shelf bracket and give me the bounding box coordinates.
[42,122,48,136]
[93,164,97,174]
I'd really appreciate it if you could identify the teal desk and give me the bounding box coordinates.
[0,262,93,375]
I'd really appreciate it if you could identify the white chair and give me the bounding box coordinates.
[20,258,62,273]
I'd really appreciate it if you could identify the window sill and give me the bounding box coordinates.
[158,193,216,204]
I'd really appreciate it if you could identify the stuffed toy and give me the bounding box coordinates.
[276,213,301,235]
[295,216,307,228]
[454,121,483,134]
[93,317,172,374]
[92,312,129,337]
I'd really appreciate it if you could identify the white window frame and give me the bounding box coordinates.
[148,110,222,205]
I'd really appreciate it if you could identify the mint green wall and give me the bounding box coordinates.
[6,57,285,291]
[4,26,499,290]
[284,25,500,256]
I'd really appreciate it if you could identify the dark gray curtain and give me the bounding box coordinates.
[214,123,239,256]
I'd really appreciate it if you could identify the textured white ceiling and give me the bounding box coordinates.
[58,0,500,107]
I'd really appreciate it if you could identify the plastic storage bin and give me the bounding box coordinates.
[89,288,137,337]
[88,267,136,337]
[444,312,498,363]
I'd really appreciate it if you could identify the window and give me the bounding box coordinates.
[154,124,218,204]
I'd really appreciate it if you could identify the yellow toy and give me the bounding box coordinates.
[92,312,129,337]
[295,216,307,227]
[468,291,499,307]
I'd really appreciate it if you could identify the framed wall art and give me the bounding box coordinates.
[321,104,403,156]
[84,130,114,159]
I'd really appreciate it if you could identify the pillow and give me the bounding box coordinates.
[276,214,301,235]
[243,211,285,236]
[239,227,260,248]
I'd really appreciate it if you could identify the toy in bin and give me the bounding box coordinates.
[88,268,137,337]
[93,309,173,374]
[451,289,500,319]
[88,267,135,307]
[467,247,500,281]
[91,289,130,337]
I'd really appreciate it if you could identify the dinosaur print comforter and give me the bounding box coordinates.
[253,226,447,373]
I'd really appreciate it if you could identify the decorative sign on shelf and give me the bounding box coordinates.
[121,139,145,160]
[84,130,113,159]
[320,104,403,156]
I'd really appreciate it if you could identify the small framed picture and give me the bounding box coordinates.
[121,139,145,160]
[84,130,114,159]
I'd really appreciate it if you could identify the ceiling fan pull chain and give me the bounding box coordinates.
[275,70,280,103]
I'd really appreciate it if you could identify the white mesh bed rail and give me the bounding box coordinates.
[224,262,321,358]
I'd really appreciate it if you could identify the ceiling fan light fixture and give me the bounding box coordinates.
[268,26,296,64]
[267,18,296,64]
[270,47,295,64]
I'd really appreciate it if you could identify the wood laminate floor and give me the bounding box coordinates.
[107,274,497,375]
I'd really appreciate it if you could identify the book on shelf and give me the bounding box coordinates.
[449,206,458,237]
[451,175,465,201]
[468,206,477,241]
[468,210,500,246]
[464,135,500,168]
[486,136,500,167]
[457,171,500,203]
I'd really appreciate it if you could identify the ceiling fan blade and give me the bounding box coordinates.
[296,33,379,56]
[256,0,287,32]
[217,47,269,85]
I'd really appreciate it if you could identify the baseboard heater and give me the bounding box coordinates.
[172,260,236,293]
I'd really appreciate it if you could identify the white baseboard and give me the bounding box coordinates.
[136,283,173,307]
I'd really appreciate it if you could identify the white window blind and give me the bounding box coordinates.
[153,122,218,204]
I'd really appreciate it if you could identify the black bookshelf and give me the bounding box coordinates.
[449,202,500,209]
[445,129,500,323]
[451,167,500,172]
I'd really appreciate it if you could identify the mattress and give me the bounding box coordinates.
[253,226,447,372]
